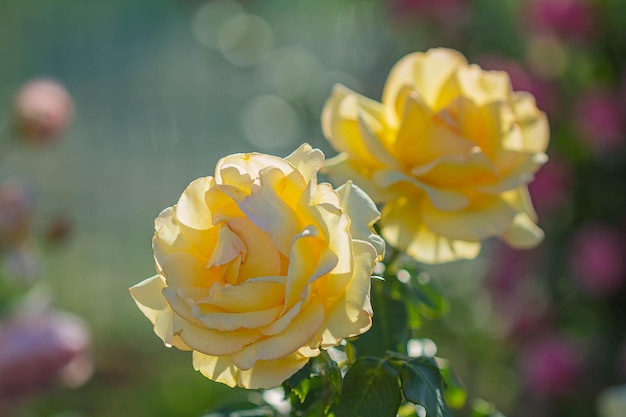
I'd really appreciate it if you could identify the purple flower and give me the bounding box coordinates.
[569,224,625,297]
[528,0,595,42]
[522,336,582,398]
[575,90,625,154]
[0,309,92,399]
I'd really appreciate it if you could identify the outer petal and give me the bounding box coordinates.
[129,275,190,351]
[318,240,376,348]
[421,195,517,241]
[176,177,214,230]
[323,154,392,203]
[512,92,550,153]
[381,198,481,263]
[382,48,467,114]
[192,351,312,389]
[284,143,325,185]
[321,84,389,168]
[335,181,385,260]
[229,299,324,370]
[237,353,311,389]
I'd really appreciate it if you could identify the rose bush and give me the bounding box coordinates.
[322,48,549,263]
[130,144,384,389]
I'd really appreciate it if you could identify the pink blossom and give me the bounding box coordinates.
[522,336,582,398]
[575,90,625,154]
[0,310,92,399]
[528,0,595,41]
[12,78,73,145]
[570,224,626,297]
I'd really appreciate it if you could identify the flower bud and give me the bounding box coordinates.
[12,79,73,145]
[0,310,92,399]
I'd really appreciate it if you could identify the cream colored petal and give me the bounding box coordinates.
[357,111,400,168]
[313,202,352,275]
[159,251,221,289]
[284,143,325,185]
[415,149,500,189]
[176,177,214,230]
[172,313,261,356]
[335,181,385,260]
[216,153,295,185]
[323,154,392,203]
[153,207,190,261]
[454,65,513,106]
[201,280,285,313]
[226,217,283,280]
[394,91,435,166]
[192,352,239,388]
[237,352,311,389]
[477,150,547,194]
[194,305,282,331]
[260,299,303,336]
[373,169,469,211]
[501,187,539,222]
[453,98,506,162]
[237,167,302,257]
[284,227,337,312]
[382,48,467,113]
[217,164,253,194]
[205,222,246,267]
[321,84,388,168]
[421,194,517,241]
[405,113,476,166]
[318,240,376,348]
[380,198,481,264]
[129,275,190,351]
[502,212,544,248]
[513,92,550,153]
[230,299,324,370]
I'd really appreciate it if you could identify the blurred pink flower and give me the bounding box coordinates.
[528,0,595,41]
[575,90,625,154]
[522,336,582,398]
[0,182,33,245]
[570,224,626,297]
[12,78,73,145]
[0,310,92,399]
[528,154,573,218]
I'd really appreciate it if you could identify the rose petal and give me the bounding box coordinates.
[129,275,190,350]
[381,198,481,263]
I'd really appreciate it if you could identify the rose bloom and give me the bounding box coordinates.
[130,144,384,389]
[322,48,549,263]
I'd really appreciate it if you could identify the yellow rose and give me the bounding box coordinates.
[322,48,549,264]
[129,144,384,389]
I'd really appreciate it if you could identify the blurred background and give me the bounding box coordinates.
[0,0,625,416]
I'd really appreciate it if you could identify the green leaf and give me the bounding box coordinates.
[439,360,466,409]
[471,399,506,417]
[353,280,408,356]
[332,356,401,417]
[397,357,451,417]
[326,360,343,394]
[283,362,312,404]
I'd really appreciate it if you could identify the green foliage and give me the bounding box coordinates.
[470,399,506,417]
[438,360,467,410]
[392,357,451,417]
[332,357,401,417]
